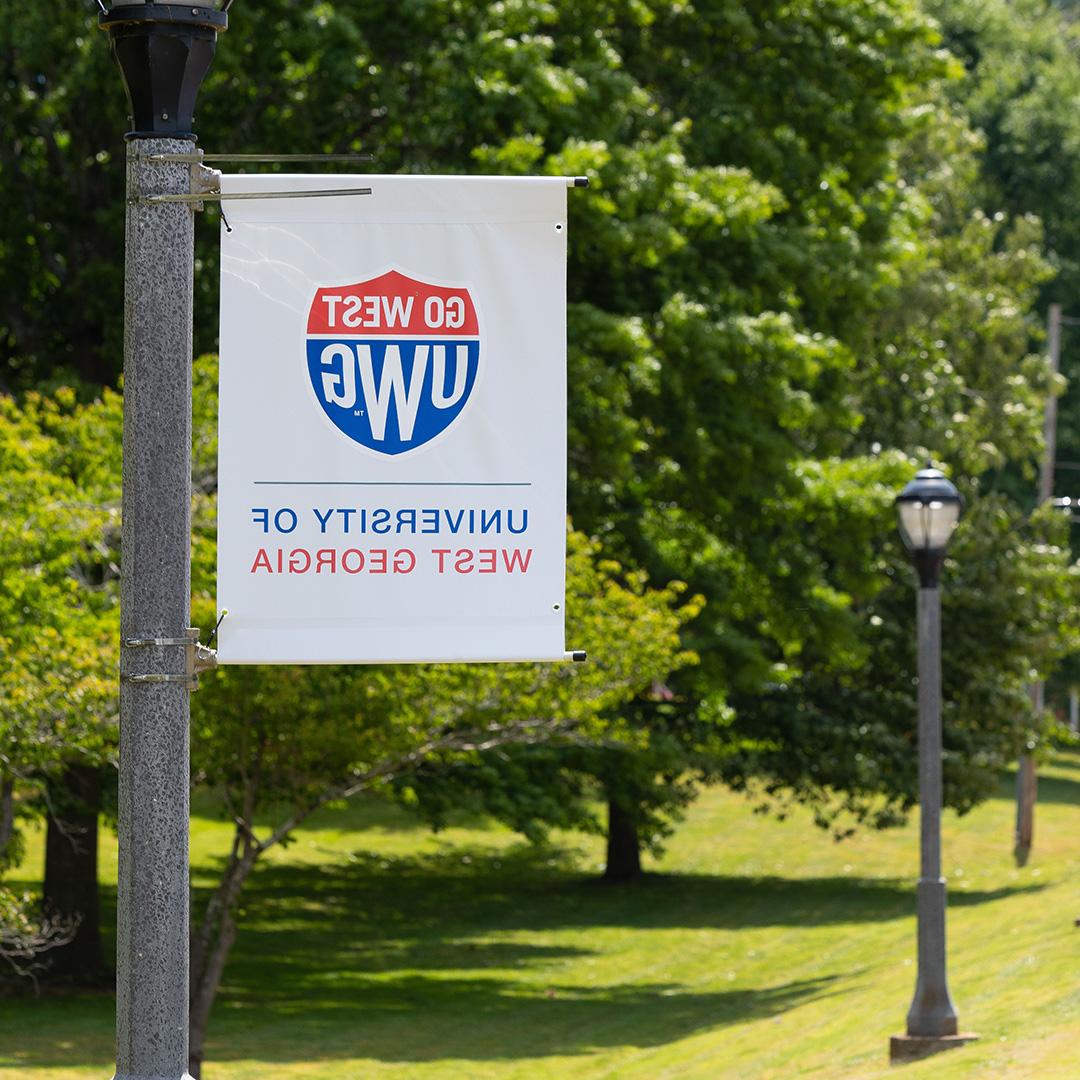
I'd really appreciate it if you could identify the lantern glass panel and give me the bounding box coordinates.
[897,499,960,552]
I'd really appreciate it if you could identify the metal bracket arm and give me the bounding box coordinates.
[127,159,372,206]
[120,627,218,691]
[129,154,583,204]
[138,152,375,164]
[144,187,374,205]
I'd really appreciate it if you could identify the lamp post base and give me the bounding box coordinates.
[111,1075,196,1080]
[889,1032,979,1063]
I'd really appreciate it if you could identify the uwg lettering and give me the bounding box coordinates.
[306,271,480,455]
[310,341,478,450]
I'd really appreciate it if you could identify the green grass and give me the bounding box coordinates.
[2,754,1079,1079]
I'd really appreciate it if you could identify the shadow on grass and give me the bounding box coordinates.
[0,972,842,1067]
[1047,753,1080,770]
[1032,771,1080,806]
[221,974,844,1064]
[0,843,1048,1068]
[220,845,1047,938]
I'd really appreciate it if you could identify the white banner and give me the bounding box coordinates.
[216,174,569,664]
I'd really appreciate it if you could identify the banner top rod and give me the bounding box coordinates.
[142,152,375,163]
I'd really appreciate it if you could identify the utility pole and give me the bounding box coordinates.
[99,4,226,1078]
[1015,302,1062,867]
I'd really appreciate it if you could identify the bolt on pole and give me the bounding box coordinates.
[99,5,227,1079]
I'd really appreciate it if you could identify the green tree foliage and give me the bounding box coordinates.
[0,9,124,389]
[705,12,1076,827]
[921,0,1080,476]
[0,389,117,969]
[3,0,1078,877]
[0,357,692,1065]
[726,480,1080,833]
[184,355,696,1072]
[922,0,1080,712]
[0,394,115,782]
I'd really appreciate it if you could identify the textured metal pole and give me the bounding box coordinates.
[114,138,195,1080]
[906,585,958,1038]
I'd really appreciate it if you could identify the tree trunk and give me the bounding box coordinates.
[188,909,237,1080]
[42,764,107,983]
[603,795,642,882]
[1014,753,1037,867]
[189,841,256,1079]
[0,776,14,859]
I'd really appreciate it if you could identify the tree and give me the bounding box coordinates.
[475,0,1075,848]
[217,0,1076,851]
[21,378,126,982]
[3,0,1077,968]
[186,515,695,1075]
[453,0,966,861]
[0,388,117,977]
[40,765,108,982]
[725,475,1080,833]
[3,0,951,867]
[11,355,691,1072]
[0,7,125,389]
[882,0,1080,858]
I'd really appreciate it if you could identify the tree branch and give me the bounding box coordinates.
[252,719,603,857]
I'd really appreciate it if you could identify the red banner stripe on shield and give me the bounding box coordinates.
[307,270,478,336]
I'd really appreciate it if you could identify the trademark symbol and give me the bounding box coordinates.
[353,409,364,417]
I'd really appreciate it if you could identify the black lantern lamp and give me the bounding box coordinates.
[895,466,963,588]
[889,466,980,1059]
[99,2,229,140]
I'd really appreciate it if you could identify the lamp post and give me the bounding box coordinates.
[98,4,227,1079]
[889,465,978,1062]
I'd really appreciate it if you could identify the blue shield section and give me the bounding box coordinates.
[306,338,480,456]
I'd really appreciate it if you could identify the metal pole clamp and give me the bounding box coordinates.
[120,627,218,691]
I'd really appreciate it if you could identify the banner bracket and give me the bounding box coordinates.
[142,187,373,205]
[129,159,373,207]
[137,151,375,164]
[121,628,218,691]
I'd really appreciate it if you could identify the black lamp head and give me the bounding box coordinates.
[99,3,228,140]
[895,464,963,587]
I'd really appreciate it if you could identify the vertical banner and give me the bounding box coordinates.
[216,175,569,664]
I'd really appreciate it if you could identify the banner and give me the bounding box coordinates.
[216,174,569,664]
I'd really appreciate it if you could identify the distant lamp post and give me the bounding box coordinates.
[890,465,978,1062]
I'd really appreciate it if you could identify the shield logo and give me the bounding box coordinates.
[305,270,480,456]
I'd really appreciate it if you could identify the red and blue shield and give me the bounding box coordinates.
[306,270,480,456]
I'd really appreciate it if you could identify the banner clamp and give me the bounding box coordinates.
[120,628,218,691]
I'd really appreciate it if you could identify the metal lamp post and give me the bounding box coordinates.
[889,465,978,1062]
[98,4,227,1079]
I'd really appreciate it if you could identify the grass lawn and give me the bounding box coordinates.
[2,753,1078,1079]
